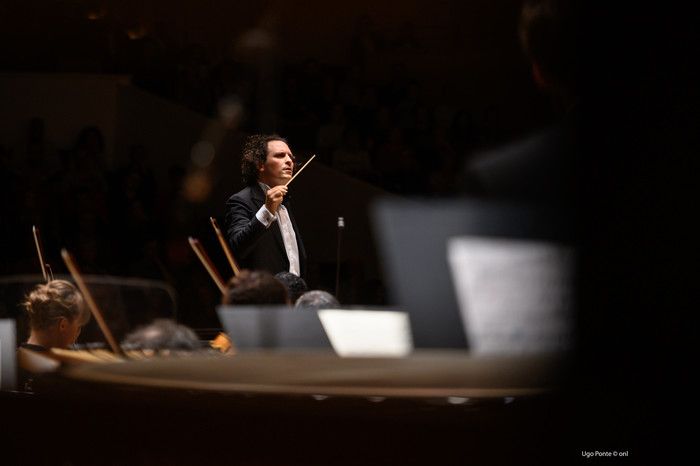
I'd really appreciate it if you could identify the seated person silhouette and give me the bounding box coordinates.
[17,280,90,392]
[122,318,201,352]
[21,280,90,351]
[294,290,340,310]
[274,271,308,303]
[223,269,290,306]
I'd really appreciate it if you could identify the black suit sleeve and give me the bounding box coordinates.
[225,194,270,259]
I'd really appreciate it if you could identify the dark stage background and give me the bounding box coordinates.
[0,0,554,328]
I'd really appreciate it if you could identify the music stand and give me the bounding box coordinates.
[217,306,333,352]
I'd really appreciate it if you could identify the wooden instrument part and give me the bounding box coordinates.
[209,217,241,277]
[32,225,48,282]
[210,332,235,354]
[188,237,226,293]
[61,249,124,356]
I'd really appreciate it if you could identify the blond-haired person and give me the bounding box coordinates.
[21,280,90,351]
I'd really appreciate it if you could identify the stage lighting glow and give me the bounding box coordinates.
[190,141,215,168]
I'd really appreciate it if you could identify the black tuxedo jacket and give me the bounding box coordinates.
[225,184,307,278]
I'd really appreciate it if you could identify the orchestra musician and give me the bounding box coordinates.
[294,289,340,310]
[225,134,307,279]
[20,279,91,352]
[122,318,201,352]
[222,269,290,306]
[274,271,308,303]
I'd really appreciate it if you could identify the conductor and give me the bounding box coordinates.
[225,134,307,278]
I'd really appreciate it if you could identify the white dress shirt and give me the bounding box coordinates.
[255,183,300,276]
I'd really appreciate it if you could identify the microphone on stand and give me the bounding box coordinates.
[335,216,344,298]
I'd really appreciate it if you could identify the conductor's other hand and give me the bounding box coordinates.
[265,185,288,214]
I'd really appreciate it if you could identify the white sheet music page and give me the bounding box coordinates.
[318,309,413,357]
[447,237,574,355]
[1,319,18,390]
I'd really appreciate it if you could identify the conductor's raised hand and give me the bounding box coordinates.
[265,185,288,214]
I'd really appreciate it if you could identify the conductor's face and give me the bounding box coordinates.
[258,140,295,187]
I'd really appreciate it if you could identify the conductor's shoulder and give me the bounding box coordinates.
[227,185,256,203]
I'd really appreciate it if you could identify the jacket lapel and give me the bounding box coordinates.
[253,184,288,265]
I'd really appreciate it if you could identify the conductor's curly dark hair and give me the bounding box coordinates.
[240,134,288,186]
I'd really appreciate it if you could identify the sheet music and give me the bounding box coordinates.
[447,237,574,355]
[1,319,17,390]
[318,310,413,357]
